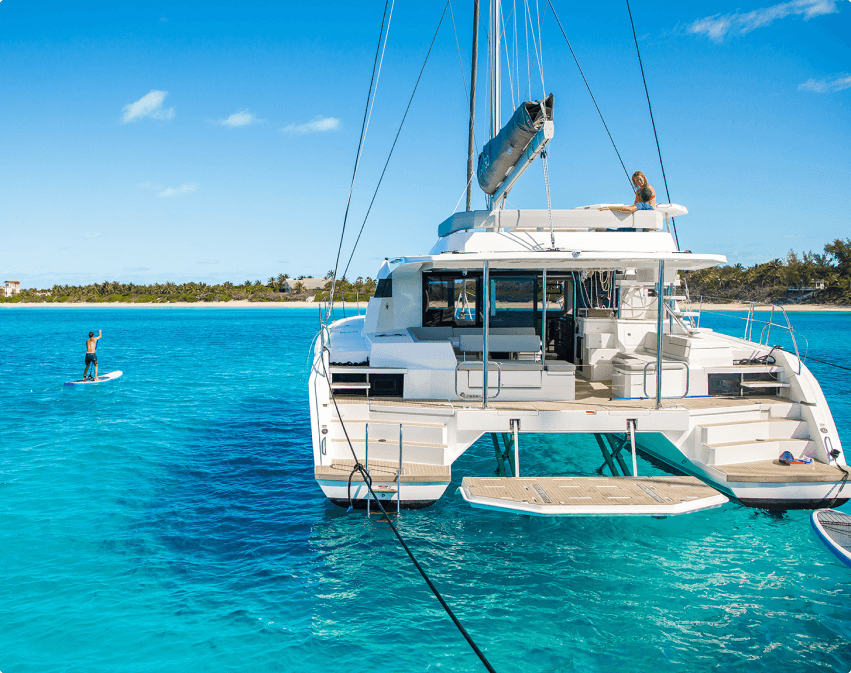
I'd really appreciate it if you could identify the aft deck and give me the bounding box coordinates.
[333,377,782,412]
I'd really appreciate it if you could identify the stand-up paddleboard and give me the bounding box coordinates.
[65,370,123,386]
[811,509,851,568]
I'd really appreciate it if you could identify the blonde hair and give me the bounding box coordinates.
[631,171,648,190]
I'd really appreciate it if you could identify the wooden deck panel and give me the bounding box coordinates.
[315,458,451,483]
[713,459,848,483]
[459,475,728,515]
[462,475,719,507]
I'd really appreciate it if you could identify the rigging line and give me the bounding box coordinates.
[327,0,394,319]
[523,0,529,99]
[523,0,544,99]
[448,0,480,161]
[454,170,477,213]
[803,355,851,372]
[625,0,680,250]
[534,0,546,96]
[547,0,631,188]
[341,2,451,281]
[514,0,519,104]
[448,0,469,103]
[318,355,498,673]
[499,1,517,110]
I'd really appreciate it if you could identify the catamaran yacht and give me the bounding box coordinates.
[308,2,847,516]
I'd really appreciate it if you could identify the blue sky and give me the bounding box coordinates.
[1,0,849,288]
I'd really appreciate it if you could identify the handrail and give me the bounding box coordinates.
[697,297,806,376]
[642,360,690,399]
[455,361,502,400]
[745,302,803,375]
[663,301,695,335]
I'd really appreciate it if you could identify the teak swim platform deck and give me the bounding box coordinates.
[459,475,728,516]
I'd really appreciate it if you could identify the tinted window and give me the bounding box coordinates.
[374,278,392,298]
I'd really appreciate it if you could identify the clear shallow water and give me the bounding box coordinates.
[1,307,850,673]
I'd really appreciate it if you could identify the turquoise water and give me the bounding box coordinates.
[2,307,850,673]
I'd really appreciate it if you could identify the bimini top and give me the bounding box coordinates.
[388,248,726,273]
[437,205,687,238]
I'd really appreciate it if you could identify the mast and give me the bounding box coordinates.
[465,0,479,212]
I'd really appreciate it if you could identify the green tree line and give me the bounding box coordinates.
[1,273,377,304]
[683,238,851,304]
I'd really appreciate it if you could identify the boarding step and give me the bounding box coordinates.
[315,459,451,484]
[329,418,446,445]
[457,475,727,516]
[710,459,848,484]
[330,381,372,390]
[330,438,446,465]
[739,381,790,390]
[703,438,812,465]
[698,418,807,444]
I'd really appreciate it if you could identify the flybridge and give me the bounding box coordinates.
[437,205,688,238]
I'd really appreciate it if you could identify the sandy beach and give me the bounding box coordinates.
[2,301,850,311]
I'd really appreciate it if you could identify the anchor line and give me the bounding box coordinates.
[317,351,497,673]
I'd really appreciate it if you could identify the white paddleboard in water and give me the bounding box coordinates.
[812,509,851,569]
[65,370,123,386]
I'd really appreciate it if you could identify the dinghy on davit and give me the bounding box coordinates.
[811,509,851,568]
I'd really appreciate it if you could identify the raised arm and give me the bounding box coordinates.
[94,330,103,341]
[599,205,638,213]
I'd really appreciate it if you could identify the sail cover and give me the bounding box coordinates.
[477,94,554,195]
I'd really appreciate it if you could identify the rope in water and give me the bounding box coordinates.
[318,354,497,672]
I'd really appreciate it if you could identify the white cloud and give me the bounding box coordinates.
[122,90,175,123]
[799,74,851,93]
[281,116,341,135]
[220,109,261,127]
[158,183,198,198]
[138,181,164,190]
[688,0,838,41]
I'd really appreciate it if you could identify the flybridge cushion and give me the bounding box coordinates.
[477,94,554,195]
[459,334,542,354]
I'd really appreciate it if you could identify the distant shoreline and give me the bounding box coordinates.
[0,300,364,309]
[1,301,849,312]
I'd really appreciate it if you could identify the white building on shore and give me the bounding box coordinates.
[4,281,21,297]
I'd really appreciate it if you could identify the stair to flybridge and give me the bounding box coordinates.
[696,404,813,466]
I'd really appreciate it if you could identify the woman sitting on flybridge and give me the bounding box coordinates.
[599,185,654,213]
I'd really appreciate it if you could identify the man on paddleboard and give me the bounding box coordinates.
[84,330,102,381]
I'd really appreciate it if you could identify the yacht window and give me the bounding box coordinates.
[422,273,481,327]
[423,276,454,326]
[488,275,536,328]
[453,278,477,326]
[374,278,393,298]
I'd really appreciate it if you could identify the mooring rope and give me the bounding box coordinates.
[317,353,497,672]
